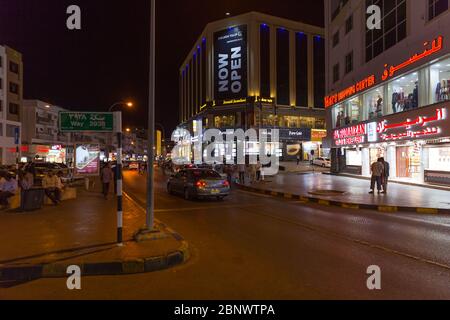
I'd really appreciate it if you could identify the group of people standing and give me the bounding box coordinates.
[369,157,390,194]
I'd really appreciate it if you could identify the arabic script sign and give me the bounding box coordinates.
[59,112,114,132]
[377,108,447,141]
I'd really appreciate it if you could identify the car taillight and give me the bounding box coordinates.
[223,180,230,187]
[196,180,207,188]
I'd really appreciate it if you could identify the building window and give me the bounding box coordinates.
[260,24,271,98]
[365,0,407,62]
[429,57,450,104]
[387,71,419,114]
[9,103,19,115]
[9,82,19,94]
[214,115,236,128]
[345,51,353,74]
[332,31,340,47]
[9,61,19,74]
[276,28,290,106]
[0,78,2,89]
[429,0,449,20]
[313,36,325,108]
[6,124,19,137]
[201,39,207,106]
[364,86,384,120]
[345,15,353,34]
[333,63,340,83]
[0,56,2,68]
[295,32,308,107]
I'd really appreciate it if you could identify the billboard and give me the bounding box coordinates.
[214,25,248,100]
[75,144,100,176]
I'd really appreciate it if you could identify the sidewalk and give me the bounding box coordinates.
[0,181,189,286]
[239,173,450,214]
[279,161,329,174]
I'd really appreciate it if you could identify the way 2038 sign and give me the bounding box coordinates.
[59,112,114,132]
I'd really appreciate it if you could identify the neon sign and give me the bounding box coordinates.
[325,36,444,108]
[381,36,443,81]
[378,108,447,141]
[333,124,367,146]
[325,75,376,108]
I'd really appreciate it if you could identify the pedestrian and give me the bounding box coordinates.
[0,173,18,210]
[20,169,34,191]
[256,160,262,182]
[238,163,246,184]
[380,157,390,194]
[101,162,114,200]
[296,154,300,166]
[369,158,385,194]
[42,171,62,205]
[249,164,257,184]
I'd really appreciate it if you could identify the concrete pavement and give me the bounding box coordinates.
[3,170,450,299]
[0,179,189,287]
[240,172,450,214]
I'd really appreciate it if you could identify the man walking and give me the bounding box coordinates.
[380,157,390,194]
[238,163,246,184]
[0,173,18,209]
[369,158,384,194]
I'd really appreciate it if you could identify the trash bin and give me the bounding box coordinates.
[21,188,45,211]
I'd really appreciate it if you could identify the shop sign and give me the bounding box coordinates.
[311,129,327,142]
[377,108,447,141]
[333,124,367,146]
[325,75,376,108]
[279,128,311,141]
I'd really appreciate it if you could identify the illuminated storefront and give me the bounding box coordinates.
[326,34,450,186]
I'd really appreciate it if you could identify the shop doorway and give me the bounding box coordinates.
[396,146,421,179]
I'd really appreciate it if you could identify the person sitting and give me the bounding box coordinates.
[0,173,18,209]
[42,171,63,205]
[20,169,34,191]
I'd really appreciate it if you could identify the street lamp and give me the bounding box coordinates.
[108,101,133,112]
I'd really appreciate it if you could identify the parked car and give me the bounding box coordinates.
[167,169,231,200]
[128,162,140,170]
[313,157,331,168]
[22,162,71,185]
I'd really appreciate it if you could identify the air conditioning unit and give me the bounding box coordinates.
[52,129,59,134]
[38,127,44,133]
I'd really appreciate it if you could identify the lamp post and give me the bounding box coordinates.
[109,101,133,246]
[147,0,156,232]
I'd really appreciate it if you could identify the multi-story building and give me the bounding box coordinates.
[324,0,450,186]
[179,12,328,162]
[21,100,108,163]
[0,45,23,165]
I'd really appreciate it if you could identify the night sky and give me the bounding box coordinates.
[0,0,324,134]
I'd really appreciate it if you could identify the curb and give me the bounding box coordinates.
[236,184,450,215]
[0,193,191,284]
[0,240,190,283]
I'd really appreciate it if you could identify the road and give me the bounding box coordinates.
[3,170,450,299]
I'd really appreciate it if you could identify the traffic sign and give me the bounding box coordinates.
[59,112,114,132]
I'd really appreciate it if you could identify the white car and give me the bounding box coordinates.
[313,157,331,168]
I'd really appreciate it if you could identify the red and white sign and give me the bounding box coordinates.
[333,124,367,146]
[378,108,447,142]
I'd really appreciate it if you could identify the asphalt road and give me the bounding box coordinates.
[3,170,450,299]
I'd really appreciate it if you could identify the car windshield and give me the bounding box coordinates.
[189,170,221,179]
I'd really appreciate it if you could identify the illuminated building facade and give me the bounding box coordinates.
[325,0,450,186]
[179,12,327,161]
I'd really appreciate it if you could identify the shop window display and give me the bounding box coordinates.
[344,97,361,125]
[214,115,236,128]
[387,72,419,114]
[333,104,345,128]
[364,87,384,120]
[427,147,450,172]
[429,58,450,104]
[346,149,362,167]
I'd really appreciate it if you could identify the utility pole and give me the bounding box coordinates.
[146,0,156,231]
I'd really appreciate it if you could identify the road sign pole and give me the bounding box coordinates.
[115,112,123,246]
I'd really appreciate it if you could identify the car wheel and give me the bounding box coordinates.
[184,188,191,200]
